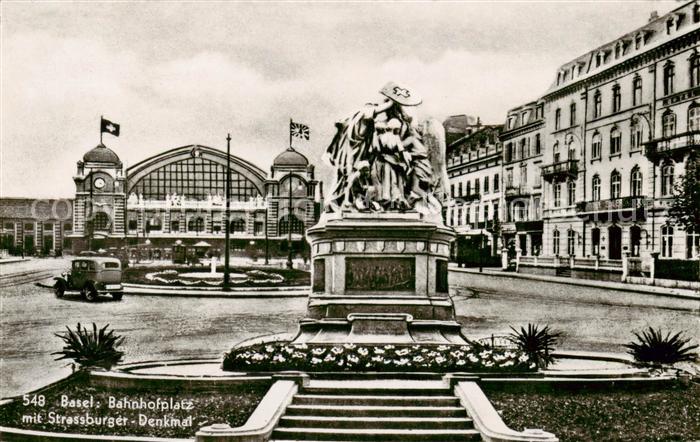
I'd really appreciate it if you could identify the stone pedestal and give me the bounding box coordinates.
[292,211,467,344]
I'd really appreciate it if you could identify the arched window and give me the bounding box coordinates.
[661,163,675,196]
[555,108,561,130]
[567,180,576,205]
[567,137,576,160]
[663,62,675,95]
[689,104,700,132]
[662,111,676,138]
[188,217,204,233]
[630,166,643,197]
[593,91,602,118]
[661,225,674,258]
[146,216,162,232]
[91,212,111,232]
[690,54,700,88]
[229,218,246,233]
[567,230,576,256]
[632,76,643,106]
[630,117,643,151]
[553,182,562,208]
[592,175,601,201]
[553,141,560,162]
[610,127,621,155]
[569,102,577,126]
[612,84,621,113]
[591,132,602,159]
[591,227,601,256]
[552,229,560,256]
[610,170,621,199]
[279,214,304,235]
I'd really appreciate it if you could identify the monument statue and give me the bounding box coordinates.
[324,82,448,219]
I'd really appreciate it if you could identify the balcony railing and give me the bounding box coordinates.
[541,160,578,182]
[576,196,652,214]
[505,185,533,198]
[644,130,700,161]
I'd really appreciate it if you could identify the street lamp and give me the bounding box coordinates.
[223,134,232,291]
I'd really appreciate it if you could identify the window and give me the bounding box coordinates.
[592,175,601,201]
[630,167,643,197]
[458,182,463,197]
[484,176,490,194]
[535,134,541,154]
[494,174,500,192]
[146,217,162,232]
[610,170,622,199]
[567,138,576,160]
[591,228,601,255]
[632,76,643,106]
[555,108,561,130]
[230,218,246,233]
[592,132,602,159]
[553,229,560,255]
[43,223,53,231]
[171,220,179,232]
[475,178,480,195]
[279,214,304,235]
[661,225,674,258]
[513,201,526,222]
[612,84,621,112]
[533,197,541,219]
[456,207,462,225]
[520,163,527,185]
[553,183,561,207]
[635,33,642,50]
[662,111,676,137]
[63,223,72,232]
[615,42,621,59]
[450,184,455,198]
[689,105,700,132]
[553,142,560,162]
[92,212,110,232]
[569,102,577,126]
[24,223,34,231]
[466,207,471,225]
[593,91,602,118]
[610,127,621,155]
[687,226,700,259]
[661,163,675,196]
[663,62,675,95]
[188,217,204,233]
[484,204,490,221]
[534,169,542,188]
[630,118,643,151]
[567,230,576,256]
[506,169,513,188]
[567,180,576,205]
[691,55,700,88]
[536,105,544,119]
[493,202,499,220]
[466,181,471,196]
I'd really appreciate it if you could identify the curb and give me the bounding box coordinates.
[124,286,310,298]
[450,267,700,301]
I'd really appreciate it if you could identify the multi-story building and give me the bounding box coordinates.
[444,123,504,264]
[0,198,73,256]
[515,1,700,279]
[500,101,546,256]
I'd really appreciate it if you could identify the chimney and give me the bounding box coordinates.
[649,10,658,22]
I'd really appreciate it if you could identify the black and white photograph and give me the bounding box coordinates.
[1,1,699,441]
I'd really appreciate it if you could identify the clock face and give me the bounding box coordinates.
[94,178,106,189]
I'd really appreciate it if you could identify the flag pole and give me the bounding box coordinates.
[289,118,293,151]
[100,115,103,145]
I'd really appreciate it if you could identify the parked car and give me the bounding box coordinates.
[54,257,124,301]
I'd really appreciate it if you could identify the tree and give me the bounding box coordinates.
[668,153,700,231]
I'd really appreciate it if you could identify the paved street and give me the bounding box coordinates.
[1,259,698,398]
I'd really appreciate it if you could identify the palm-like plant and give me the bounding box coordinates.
[508,324,561,369]
[53,323,125,370]
[625,327,698,366]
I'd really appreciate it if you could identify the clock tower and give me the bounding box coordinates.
[71,143,126,251]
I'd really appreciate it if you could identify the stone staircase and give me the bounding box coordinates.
[269,379,481,441]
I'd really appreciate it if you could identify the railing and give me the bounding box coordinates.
[576,196,652,213]
[505,185,533,198]
[573,257,597,268]
[645,130,700,159]
[541,160,578,181]
[128,198,268,211]
[599,259,623,269]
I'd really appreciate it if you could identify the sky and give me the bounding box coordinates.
[0,0,681,198]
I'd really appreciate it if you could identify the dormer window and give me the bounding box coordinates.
[595,53,602,67]
[635,33,642,49]
[615,42,622,59]
[694,3,700,23]
[666,17,674,34]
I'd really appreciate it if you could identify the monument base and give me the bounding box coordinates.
[292,211,469,345]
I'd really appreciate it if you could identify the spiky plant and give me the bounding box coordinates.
[53,323,125,370]
[625,327,698,366]
[508,324,561,369]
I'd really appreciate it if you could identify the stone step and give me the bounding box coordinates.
[270,427,481,441]
[278,415,473,430]
[301,387,451,396]
[293,394,461,407]
[285,404,467,418]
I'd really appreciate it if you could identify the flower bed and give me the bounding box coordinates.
[123,265,310,287]
[223,341,536,373]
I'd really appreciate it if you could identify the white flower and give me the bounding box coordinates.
[412,356,424,363]
[252,353,265,361]
[331,346,344,354]
[347,355,359,364]
[530,362,537,369]
[468,354,479,363]
[371,355,384,362]
[374,348,386,355]
[283,346,295,354]
[293,343,308,350]
[311,347,326,355]
[501,360,514,367]
[450,351,465,358]
[324,354,336,362]
[273,354,286,363]
[518,354,530,362]
[292,352,305,359]
[265,345,276,353]
[310,357,323,365]
[484,360,494,367]
[357,347,369,356]
[395,358,410,366]
[343,343,357,350]
[395,348,410,356]
[437,345,450,351]
[384,345,395,350]
[435,356,447,364]
[456,360,466,366]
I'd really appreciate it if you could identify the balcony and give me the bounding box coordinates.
[575,196,652,221]
[541,160,578,182]
[505,185,534,199]
[644,131,700,162]
[453,193,481,204]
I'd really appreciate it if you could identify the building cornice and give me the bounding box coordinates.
[500,120,545,141]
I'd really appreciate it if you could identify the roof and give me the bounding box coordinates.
[273,148,308,167]
[0,198,73,220]
[71,257,121,264]
[83,143,121,164]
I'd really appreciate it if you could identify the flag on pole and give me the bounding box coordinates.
[101,117,120,137]
[290,121,310,140]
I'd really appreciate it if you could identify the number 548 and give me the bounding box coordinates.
[22,394,45,407]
